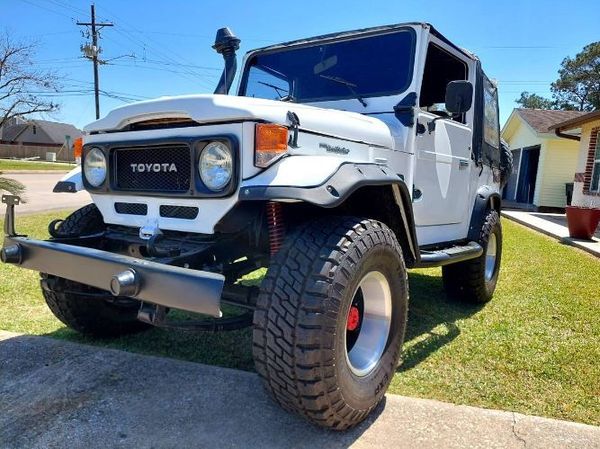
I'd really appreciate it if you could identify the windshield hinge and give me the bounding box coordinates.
[287,111,300,148]
[393,92,417,127]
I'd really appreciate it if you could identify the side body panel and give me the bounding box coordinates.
[409,32,500,246]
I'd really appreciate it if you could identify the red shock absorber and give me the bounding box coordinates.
[266,201,285,256]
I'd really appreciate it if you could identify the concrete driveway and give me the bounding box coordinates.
[1,331,598,449]
[2,172,90,215]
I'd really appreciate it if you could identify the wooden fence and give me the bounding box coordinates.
[0,143,75,162]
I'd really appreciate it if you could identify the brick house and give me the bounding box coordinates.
[550,110,600,208]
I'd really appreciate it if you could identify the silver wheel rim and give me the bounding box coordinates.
[485,233,497,282]
[344,271,392,377]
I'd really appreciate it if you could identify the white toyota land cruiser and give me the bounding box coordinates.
[1,23,510,429]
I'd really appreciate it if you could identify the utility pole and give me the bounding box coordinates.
[77,4,113,119]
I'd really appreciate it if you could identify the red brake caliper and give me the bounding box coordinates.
[347,306,360,331]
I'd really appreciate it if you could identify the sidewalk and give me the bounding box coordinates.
[1,331,598,449]
[502,210,600,258]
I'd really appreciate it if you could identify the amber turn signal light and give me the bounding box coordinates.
[255,123,288,168]
[73,137,83,159]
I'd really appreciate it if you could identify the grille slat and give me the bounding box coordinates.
[114,202,148,215]
[114,145,191,192]
[160,205,199,220]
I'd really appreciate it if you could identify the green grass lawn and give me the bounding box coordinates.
[1,211,598,425]
[0,159,76,171]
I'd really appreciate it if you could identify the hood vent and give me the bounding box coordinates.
[125,117,200,132]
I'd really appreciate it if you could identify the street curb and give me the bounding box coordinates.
[1,329,599,449]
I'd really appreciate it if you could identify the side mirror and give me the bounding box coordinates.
[445,80,473,114]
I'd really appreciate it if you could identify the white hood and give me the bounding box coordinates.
[84,94,394,148]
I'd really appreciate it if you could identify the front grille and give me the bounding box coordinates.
[160,205,199,220]
[114,145,191,192]
[114,202,148,215]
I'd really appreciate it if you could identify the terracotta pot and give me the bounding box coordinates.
[565,206,600,240]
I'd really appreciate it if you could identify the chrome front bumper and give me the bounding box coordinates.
[1,195,224,317]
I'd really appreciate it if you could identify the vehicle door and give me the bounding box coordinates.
[412,39,475,229]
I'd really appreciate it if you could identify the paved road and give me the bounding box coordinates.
[1,332,598,449]
[2,172,90,215]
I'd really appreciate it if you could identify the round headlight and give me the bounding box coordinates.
[84,147,107,187]
[199,142,233,191]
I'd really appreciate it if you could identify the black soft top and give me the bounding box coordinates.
[246,22,479,63]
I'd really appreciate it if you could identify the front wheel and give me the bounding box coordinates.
[442,209,502,303]
[41,204,150,338]
[252,217,408,430]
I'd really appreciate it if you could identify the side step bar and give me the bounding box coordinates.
[417,241,483,268]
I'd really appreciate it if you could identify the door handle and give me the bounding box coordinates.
[458,159,469,169]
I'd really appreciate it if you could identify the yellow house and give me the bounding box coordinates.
[501,109,586,209]
[551,110,600,208]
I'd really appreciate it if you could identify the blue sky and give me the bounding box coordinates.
[2,0,599,129]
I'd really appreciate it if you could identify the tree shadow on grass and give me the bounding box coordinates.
[398,271,484,372]
[46,324,255,371]
[42,271,482,374]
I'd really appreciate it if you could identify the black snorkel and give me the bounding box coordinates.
[213,27,241,95]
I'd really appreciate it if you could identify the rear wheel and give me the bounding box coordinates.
[442,209,502,303]
[252,217,408,430]
[41,204,149,338]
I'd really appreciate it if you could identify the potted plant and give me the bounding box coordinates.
[566,198,600,240]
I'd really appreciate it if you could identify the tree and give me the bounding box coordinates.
[0,32,59,127]
[515,42,600,112]
[0,175,24,196]
[0,31,60,195]
[551,41,600,111]
[515,91,555,109]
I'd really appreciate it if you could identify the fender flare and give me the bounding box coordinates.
[239,162,419,262]
[53,166,84,193]
[467,185,501,241]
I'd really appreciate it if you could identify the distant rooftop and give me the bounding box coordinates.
[1,118,81,145]
[516,108,587,134]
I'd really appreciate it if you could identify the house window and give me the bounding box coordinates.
[591,133,600,192]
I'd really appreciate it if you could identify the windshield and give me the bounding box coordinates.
[240,29,416,104]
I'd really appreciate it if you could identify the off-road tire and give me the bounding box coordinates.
[442,209,502,303]
[41,204,149,338]
[253,217,408,430]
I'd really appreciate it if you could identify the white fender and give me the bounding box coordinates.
[53,166,83,193]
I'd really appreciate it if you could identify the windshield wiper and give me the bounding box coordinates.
[257,81,294,102]
[319,75,367,107]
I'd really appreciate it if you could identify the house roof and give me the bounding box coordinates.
[1,124,29,142]
[1,119,81,144]
[515,109,587,134]
[549,109,600,132]
[33,120,81,143]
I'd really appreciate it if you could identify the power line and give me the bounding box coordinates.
[77,4,113,119]
[95,4,217,90]
[107,62,219,80]
[18,0,77,19]
[41,0,88,16]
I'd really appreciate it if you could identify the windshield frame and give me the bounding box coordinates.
[238,27,417,104]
